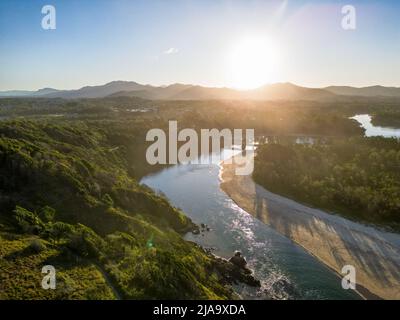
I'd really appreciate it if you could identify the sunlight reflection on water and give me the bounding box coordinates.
[352,114,400,138]
[140,150,360,300]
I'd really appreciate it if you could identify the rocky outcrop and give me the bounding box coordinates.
[212,252,261,288]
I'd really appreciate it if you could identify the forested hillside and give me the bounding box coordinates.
[253,138,400,230]
[0,119,240,299]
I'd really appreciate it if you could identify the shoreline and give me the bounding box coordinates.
[219,154,400,300]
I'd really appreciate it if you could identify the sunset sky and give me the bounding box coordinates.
[1,0,399,90]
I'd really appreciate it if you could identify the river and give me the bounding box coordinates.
[141,150,360,300]
[352,114,400,138]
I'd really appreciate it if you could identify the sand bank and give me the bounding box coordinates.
[220,154,400,300]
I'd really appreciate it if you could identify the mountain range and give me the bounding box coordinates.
[1,81,400,101]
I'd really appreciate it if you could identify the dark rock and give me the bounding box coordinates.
[229,251,247,269]
[204,247,216,254]
[212,253,261,288]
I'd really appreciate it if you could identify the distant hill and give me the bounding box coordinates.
[109,83,195,100]
[111,82,335,101]
[167,85,241,100]
[2,81,400,100]
[98,83,239,100]
[0,90,33,97]
[245,83,335,100]
[44,81,152,99]
[325,85,400,97]
[32,88,60,96]
[0,88,59,97]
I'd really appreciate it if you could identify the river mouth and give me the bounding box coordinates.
[140,149,361,300]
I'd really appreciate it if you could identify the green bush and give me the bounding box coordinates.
[38,206,56,223]
[13,206,44,234]
[28,239,46,253]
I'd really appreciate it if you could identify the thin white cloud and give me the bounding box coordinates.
[163,47,179,55]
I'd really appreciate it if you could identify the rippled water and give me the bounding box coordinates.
[352,114,400,138]
[141,149,360,300]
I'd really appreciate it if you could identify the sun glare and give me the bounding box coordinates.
[228,36,280,90]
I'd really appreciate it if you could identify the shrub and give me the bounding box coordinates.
[38,206,56,223]
[48,222,75,244]
[13,206,44,234]
[28,239,46,253]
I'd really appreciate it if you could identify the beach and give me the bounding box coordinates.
[220,154,400,300]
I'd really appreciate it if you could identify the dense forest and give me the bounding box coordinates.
[253,137,400,230]
[0,97,367,136]
[1,96,398,299]
[371,111,400,128]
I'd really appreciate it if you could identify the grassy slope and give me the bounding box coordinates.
[0,232,115,300]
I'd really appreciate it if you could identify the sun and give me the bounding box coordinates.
[228,36,280,90]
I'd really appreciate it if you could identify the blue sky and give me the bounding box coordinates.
[0,0,399,90]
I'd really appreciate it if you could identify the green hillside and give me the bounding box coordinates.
[0,119,237,299]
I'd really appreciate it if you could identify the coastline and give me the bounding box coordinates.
[219,154,400,300]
